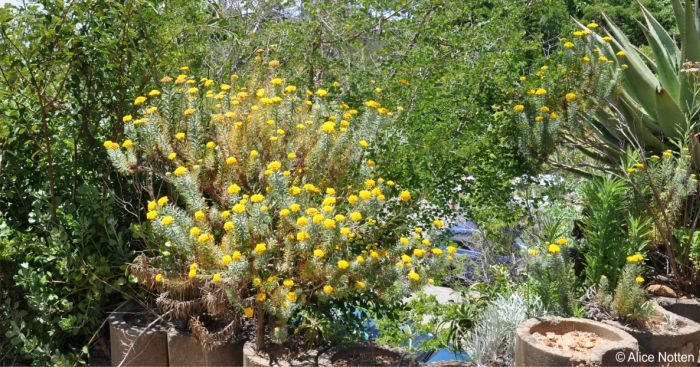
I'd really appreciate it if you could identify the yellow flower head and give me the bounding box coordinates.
[161,216,174,226]
[313,249,325,257]
[555,238,568,246]
[174,167,188,176]
[407,271,420,281]
[433,219,444,228]
[626,253,644,263]
[232,251,242,261]
[337,260,350,269]
[254,242,267,254]
[212,273,221,284]
[223,221,234,231]
[547,244,561,254]
[296,231,310,241]
[323,218,336,229]
[221,255,232,266]
[635,276,644,284]
[399,190,411,202]
[565,92,577,102]
[227,183,241,195]
[320,121,336,133]
[359,190,372,200]
[323,284,334,295]
[134,96,147,106]
[244,307,254,318]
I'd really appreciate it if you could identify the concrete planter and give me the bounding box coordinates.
[515,316,638,367]
[167,328,245,366]
[325,343,417,366]
[654,296,700,324]
[604,304,700,366]
[108,309,169,367]
[242,341,329,367]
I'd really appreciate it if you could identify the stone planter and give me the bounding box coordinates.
[167,328,245,366]
[325,343,417,366]
[242,341,329,367]
[515,316,638,367]
[654,296,700,324]
[604,304,700,366]
[108,309,169,367]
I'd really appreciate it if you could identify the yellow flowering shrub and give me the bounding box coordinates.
[105,60,449,349]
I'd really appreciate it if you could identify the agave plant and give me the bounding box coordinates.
[575,0,700,167]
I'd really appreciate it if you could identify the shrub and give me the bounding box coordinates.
[104,60,452,350]
[611,263,654,327]
[525,237,579,316]
[464,292,544,366]
[580,177,652,289]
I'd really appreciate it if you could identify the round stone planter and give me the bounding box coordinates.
[167,328,245,366]
[654,296,700,324]
[242,341,329,367]
[604,304,700,366]
[325,343,417,366]
[515,316,638,367]
[108,309,169,367]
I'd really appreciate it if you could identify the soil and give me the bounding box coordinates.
[631,310,684,333]
[331,347,406,367]
[532,331,605,356]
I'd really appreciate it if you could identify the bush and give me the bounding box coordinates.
[611,263,654,327]
[525,237,579,316]
[105,60,452,350]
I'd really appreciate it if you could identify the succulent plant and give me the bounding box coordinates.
[576,0,700,166]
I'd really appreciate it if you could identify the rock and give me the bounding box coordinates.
[647,284,677,298]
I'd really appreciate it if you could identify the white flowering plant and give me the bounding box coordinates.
[104,57,454,351]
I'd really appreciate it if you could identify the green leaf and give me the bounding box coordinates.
[639,2,681,100]
[683,0,700,62]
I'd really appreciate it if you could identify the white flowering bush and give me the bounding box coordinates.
[104,57,453,350]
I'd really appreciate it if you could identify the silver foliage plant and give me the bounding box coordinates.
[464,293,545,366]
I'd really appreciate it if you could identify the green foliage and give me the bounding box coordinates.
[374,292,484,353]
[580,176,651,288]
[611,263,654,326]
[576,0,677,45]
[526,246,579,316]
[0,0,222,364]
